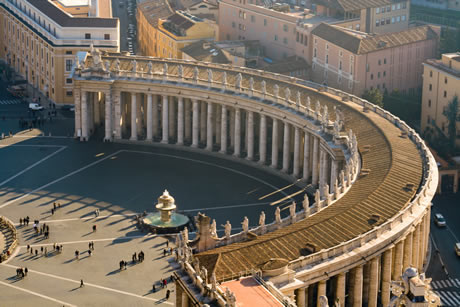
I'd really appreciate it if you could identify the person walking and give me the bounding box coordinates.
[152,283,156,293]
[88,250,92,257]
[166,289,170,300]
[24,267,28,276]
[75,250,79,259]
[92,225,97,232]
[80,279,84,288]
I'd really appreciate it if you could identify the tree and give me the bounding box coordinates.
[362,88,384,107]
[442,95,459,153]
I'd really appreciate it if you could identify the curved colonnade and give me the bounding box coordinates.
[72,51,438,307]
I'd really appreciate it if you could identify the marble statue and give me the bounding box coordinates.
[296,91,301,109]
[210,272,217,291]
[306,96,311,110]
[131,60,137,73]
[193,66,199,82]
[75,55,80,69]
[163,63,168,76]
[193,258,200,273]
[147,61,153,74]
[316,100,321,121]
[242,216,249,233]
[182,227,189,243]
[200,266,208,284]
[340,170,345,189]
[249,77,254,93]
[322,105,329,124]
[334,179,339,197]
[207,68,213,84]
[285,87,291,103]
[211,219,217,236]
[261,80,266,96]
[235,73,242,90]
[222,72,227,87]
[303,194,309,212]
[275,207,281,224]
[319,295,329,307]
[102,60,109,71]
[259,211,265,227]
[175,233,181,248]
[323,184,329,198]
[273,84,279,98]
[178,65,183,79]
[289,202,296,218]
[90,44,102,68]
[115,58,120,71]
[315,189,321,208]
[224,221,231,239]
[333,120,340,138]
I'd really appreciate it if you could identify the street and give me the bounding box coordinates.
[426,193,460,306]
[111,0,137,54]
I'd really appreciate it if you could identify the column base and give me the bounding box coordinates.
[103,137,112,142]
[246,157,253,161]
[206,146,212,151]
[270,164,278,169]
[130,137,138,141]
[281,168,289,173]
[258,159,266,165]
[233,153,240,158]
[191,144,198,148]
[177,142,184,146]
[161,140,168,144]
[219,150,227,154]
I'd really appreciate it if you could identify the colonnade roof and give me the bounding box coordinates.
[75,53,423,281]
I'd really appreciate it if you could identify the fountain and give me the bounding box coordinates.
[142,190,190,234]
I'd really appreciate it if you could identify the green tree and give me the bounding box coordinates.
[442,95,459,152]
[362,88,384,107]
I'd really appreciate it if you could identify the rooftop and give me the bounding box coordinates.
[138,0,173,27]
[219,277,284,307]
[263,56,309,74]
[55,0,88,7]
[311,23,439,54]
[312,0,398,12]
[181,41,231,64]
[23,0,118,27]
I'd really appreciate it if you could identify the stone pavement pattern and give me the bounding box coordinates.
[0,131,297,306]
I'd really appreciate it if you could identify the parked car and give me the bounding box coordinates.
[28,103,44,111]
[7,85,27,97]
[455,243,460,256]
[434,213,446,227]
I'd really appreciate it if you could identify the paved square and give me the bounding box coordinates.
[0,132,299,306]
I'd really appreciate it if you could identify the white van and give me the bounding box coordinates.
[29,103,44,111]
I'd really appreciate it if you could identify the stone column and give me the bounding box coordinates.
[393,241,404,280]
[293,127,300,177]
[317,280,326,307]
[220,105,227,153]
[230,109,235,147]
[192,99,199,147]
[282,122,290,172]
[381,249,393,307]
[352,265,363,307]
[105,90,112,141]
[271,118,279,168]
[113,90,121,139]
[153,95,159,138]
[130,93,137,141]
[295,288,306,307]
[319,149,326,191]
[181,291,189,307]
[303,132,310,181]
[161,95,169,143]
[81,90,88,141]
[74,88,81,138]
[336,272,346,307]
[259,114,267,164]
[312,137,319,185]
[247,111,254,160]
[413,223,422,270]
[185,99,192,142]
[216,105,221,145]
[330,160,338,193]
[206,102,214,151]
[168,97,176,140]
[368,257,379,307]
[146,93,153,141]
[200,101,206,144]
[403,233,413,270]
[136,94,143,137]
[177,97,184,145]
[234,108,241,156]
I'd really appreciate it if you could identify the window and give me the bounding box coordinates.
[371,73,374,80]
[264,19,267,26]
[384,58,387,64]
[232,22,236,28]
[274,35,278,41]
[401,15,406,21]
[378,59,381,65]
[376,20,380,27]
[339,50,343,57]
[428,99,431,107]
[383,71,386,77]
[387,5,391,11]
[397,3,401,9]
[376,7,380,13]
[445,77,448,84]
[392,4,396,10]
[326,54,328,64]
[339,60,342,70]
[382,7,386,13]
[444,90,447,97]
[429,84,432,91]
[283,24,288,32]
[65,59,73,71]
[427,115,430,124]
[378,72,381,78]
[391,17,395,23]
[66,50,72,55]
[66,91,73,97]
[104,34,110,40]
[402,2,407,9]
[386,18,390,24]
[396,16,400,22]
[430,70,433,77]
[314,48,317,58]
[304,36,307,46]
[66,78,72,84]
[85,33,91,39]
[283,37,288,44]
[366,63,370,72]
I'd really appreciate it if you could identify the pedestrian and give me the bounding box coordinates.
[119,260,123,271]
[30,248,33,255]
[88,242,92,250]
[19,218,23,226]
[163,249,166,257]
[163,279,167,288]
[60,245,63,252]
[166,240,169,247]
[58,203,61,208]
[166,289,170,299]
[35,249,38,256]
[91,242,94,250]
[53,203,56,210]
[27,244,30,251]
[53,243,56,251]
[44,247,47,256]
[152,283,156,292]
[51,208,54,215]
[94,210,97,218]
[24,267,28,276]
[92,225,97,232]
[40,246,44,254]
[80,279,84,287]
[75,250,79,259]
[88,250,92,257]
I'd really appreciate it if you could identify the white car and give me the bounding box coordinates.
[434,213,446,227]
[29,103,44,111]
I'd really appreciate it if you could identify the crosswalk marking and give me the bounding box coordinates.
[431,279,460,290]
[435,290,460,306]
[0,99,22,105]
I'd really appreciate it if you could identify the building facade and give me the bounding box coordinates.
[72,50,437,307]
[411,0,460,11]
[310,23,439,96]
[421,53,460,149]
[0,0,119,104]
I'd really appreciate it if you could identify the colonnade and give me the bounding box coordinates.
[293,206,431,307]
[75,89,343,189]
